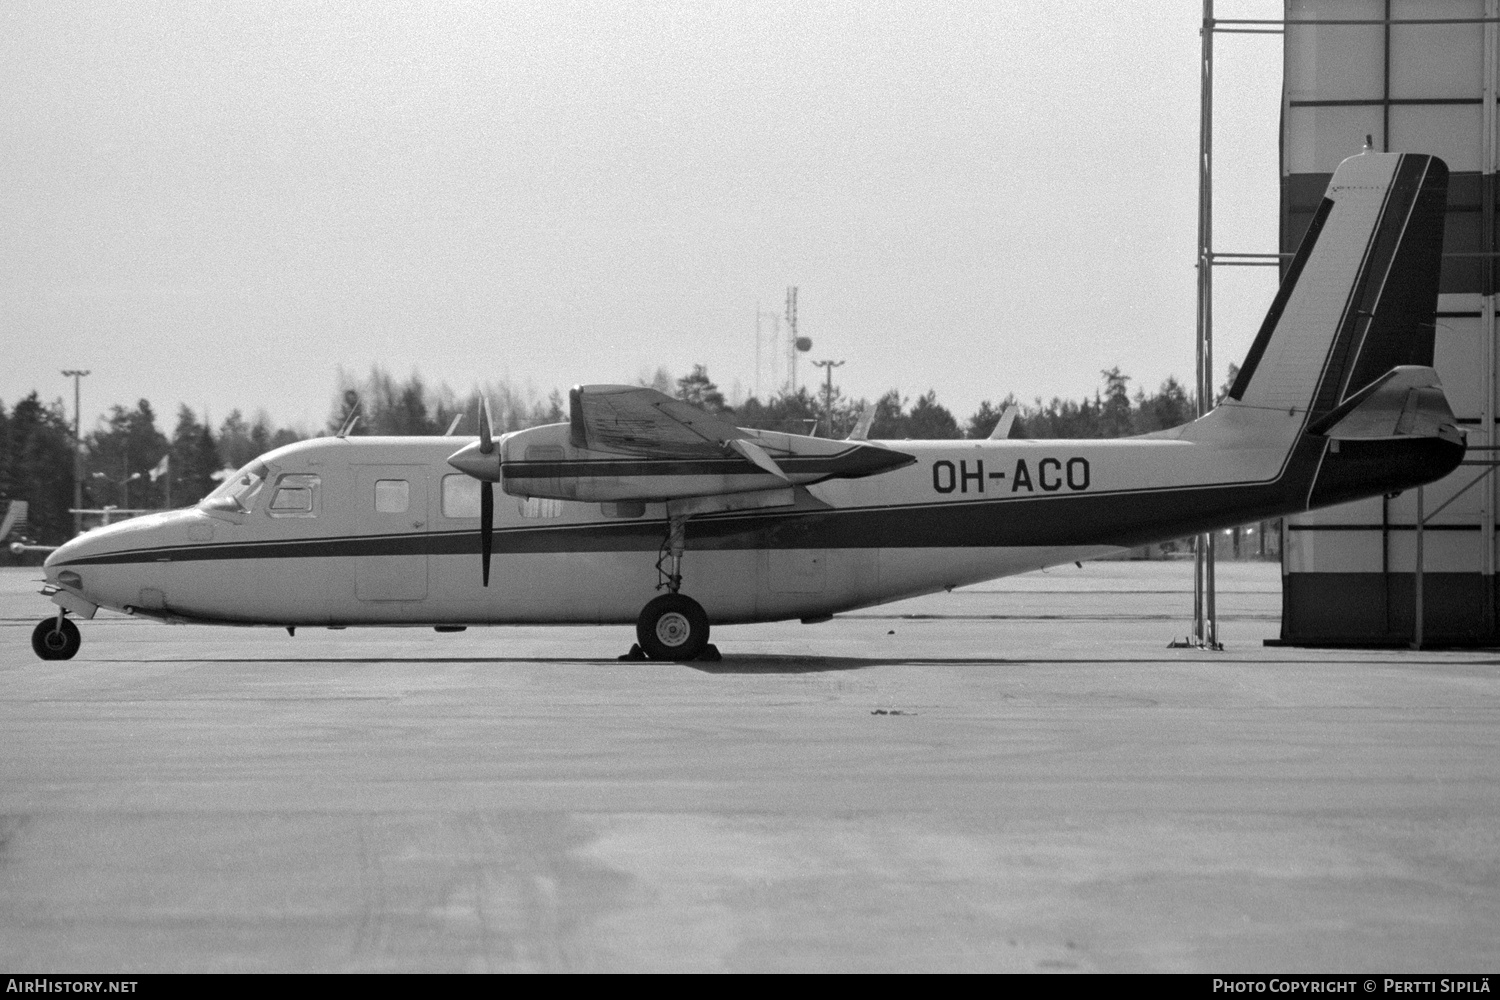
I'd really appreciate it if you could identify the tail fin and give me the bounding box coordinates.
[1226,152,1447,422]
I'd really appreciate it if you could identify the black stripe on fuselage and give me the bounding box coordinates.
[61,432,1429,569]
[75,434,1448,567]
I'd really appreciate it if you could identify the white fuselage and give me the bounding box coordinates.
[44,428,1288,629]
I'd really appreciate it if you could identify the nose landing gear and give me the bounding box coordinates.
[32,615,81,661]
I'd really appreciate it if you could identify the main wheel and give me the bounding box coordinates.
[636,594,710,661]
[31,617,81,661]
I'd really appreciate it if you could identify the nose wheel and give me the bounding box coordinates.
[636,593,710,661]
[32,616,81,661]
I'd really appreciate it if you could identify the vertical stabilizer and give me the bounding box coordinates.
[1226,152,1447,422]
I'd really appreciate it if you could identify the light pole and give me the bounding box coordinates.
[812,359,844,437]
[60,370,89,537]
[90,469,140,520]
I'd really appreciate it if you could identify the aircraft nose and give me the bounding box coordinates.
[43,533,89,581]
[447,440,500,482]
[42,527,112,599]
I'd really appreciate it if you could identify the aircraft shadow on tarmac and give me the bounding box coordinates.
[84,654,886,672]
[80,653,1280,674]
[79,653,1500,673]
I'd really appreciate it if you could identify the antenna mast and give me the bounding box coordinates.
[812,359,845,436]
[754,303,761,400]
[785,287,798,392]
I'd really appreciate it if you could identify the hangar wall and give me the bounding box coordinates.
[1279,0,1498,644]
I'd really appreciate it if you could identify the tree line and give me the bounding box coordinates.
[1,363,1225,546]
[691,363,1221,441]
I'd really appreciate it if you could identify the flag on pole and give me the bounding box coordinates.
[148,455,170,482]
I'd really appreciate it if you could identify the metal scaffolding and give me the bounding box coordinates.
[1199,1,1500,648]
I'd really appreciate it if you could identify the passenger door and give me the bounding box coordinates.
[352,465,429,601]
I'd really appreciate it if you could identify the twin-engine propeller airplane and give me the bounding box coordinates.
[31,151,1466,662]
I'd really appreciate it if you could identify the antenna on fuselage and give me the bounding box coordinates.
[335,391,361,438]
[444,413,464,436]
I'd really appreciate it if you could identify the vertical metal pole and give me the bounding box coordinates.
[812,359,845,437]
[785,287,798,394]
[1413,485,1425,650]
[755,304,762,401]
[1193,534,1205,643]
[1484,0,1498,639]
[74,376,83,529]
[1207,530,1219,647]
[1195,0,1217,647]
[1382,0,1391,151]
[60,369,89,537]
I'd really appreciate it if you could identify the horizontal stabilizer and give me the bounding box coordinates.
[1307,366,1463,444]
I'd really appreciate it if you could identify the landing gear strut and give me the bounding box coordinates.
[632,514,716,661]
[32,614,81,661]
[655,514,689,594]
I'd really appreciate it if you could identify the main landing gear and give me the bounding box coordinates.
[32,614,80,661]
[636,593,712,661]
[625,514,719,662]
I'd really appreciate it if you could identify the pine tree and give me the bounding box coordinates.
[675,365,729,413]
[171,405,222,506]
[0,394,75,544]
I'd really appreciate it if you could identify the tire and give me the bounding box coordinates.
[31,617,81,661]
[636,594,710,661]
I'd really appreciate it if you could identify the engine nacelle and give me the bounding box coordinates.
[497,422,914,503]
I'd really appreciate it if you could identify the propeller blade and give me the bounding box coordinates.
[847,402,874,440]
[479,396,495,454]
[988,404,1018,440]
[728,438,791,481]
[480,480,494,587]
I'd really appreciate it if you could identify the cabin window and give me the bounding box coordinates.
[269,474,320,517]
[518,497,564,519]
[441,474,482,519]
[374,479,409,514]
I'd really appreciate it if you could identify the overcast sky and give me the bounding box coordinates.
[2,1,1286,434]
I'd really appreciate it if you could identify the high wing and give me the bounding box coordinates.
[448,384,915,504]
[569,384,747,456]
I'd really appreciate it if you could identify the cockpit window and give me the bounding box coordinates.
[200,460,268,513]
[269,474,320,517]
